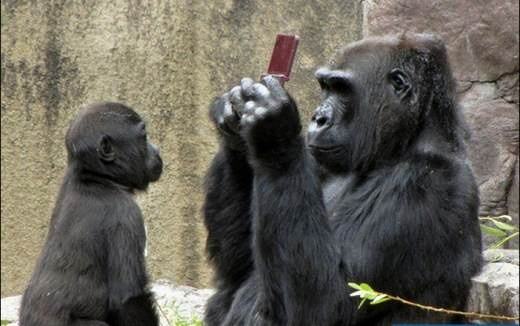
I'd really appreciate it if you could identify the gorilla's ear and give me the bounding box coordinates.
[97,135,116,162]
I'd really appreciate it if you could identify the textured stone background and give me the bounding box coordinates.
[364,0,519,248]
[0,0,362,296]
[2,0,518,298]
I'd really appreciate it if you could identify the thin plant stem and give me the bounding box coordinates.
[377,291,518,322]
[492,231,519,249]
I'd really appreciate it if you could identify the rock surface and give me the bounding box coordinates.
[363,0,519,83]
[0,280,213,326]
[483,249,520,266]
[363,0,520,248]
[152,279,214,324]
[463,101,519,217]
[468,261,519,323]
[0,295,21,326]
[4,269,519,325]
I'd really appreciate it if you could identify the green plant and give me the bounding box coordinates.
[348,282,518,322]
[171,315,203,326]
[1,321,11,326]
[479,215,519,248]
[156,300,203,326]
[348,282,391,308]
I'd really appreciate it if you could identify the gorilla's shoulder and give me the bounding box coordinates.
[392,151,476,194]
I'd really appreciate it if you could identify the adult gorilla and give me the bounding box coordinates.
[203,33,482,325]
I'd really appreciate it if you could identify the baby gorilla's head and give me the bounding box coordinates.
[66,102,163,191]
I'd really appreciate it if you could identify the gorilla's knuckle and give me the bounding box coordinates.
[253,83,270,99]
[223,100,233,116]
[230,86,242,98]
[241,114,256,126]
[254,106,268,117]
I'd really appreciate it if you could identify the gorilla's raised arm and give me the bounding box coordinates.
[203,94,255,325]
[238,76,348,325]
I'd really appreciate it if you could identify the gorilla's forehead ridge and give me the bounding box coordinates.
[327,33,440,72]
[328,36,399,70]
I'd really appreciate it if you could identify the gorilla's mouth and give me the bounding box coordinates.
[308,145,343,153]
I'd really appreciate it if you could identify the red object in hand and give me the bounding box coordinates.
[264,34,300,85]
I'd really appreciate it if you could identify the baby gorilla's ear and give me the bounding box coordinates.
[97,135,116,162]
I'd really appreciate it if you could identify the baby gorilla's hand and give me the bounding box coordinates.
[239,76,302,166]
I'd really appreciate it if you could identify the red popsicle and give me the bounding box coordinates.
[263,34,300,85]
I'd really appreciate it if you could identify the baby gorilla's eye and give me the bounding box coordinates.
[138,122,147,139]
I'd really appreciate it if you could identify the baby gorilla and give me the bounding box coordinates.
[20,102,162,326]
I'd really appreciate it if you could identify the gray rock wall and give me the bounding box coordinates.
[364,0,519,248]
[468,249,519,323]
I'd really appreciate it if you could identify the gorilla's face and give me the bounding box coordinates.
[306,67,357,173]
[145,141,163,183]
[105,116,164,191]
[307,36,436,174]
[66,102,163,191]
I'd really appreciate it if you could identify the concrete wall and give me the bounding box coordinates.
[0,0,362,296]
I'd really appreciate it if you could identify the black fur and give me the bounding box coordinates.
[203,33,482,325]
[20,102,162,326]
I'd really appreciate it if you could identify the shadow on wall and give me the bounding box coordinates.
[0,0,363,296]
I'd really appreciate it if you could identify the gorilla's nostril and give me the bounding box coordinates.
[316,116,329,127]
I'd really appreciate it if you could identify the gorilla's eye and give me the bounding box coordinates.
[138,122,147,137]
[328,76,351,93]
[317,76,351,94]
[317,77,328,91]
[388,69,410,95]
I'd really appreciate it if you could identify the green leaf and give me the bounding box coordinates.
[366,293,379,300]
[491,220,517,232]
[358,298,367,309]
[350,290,363,297]
[359,283,374,292]
[370,294,391,305]
[491,232,520,249]
[348,282,363,291]
[480,224,507,238]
